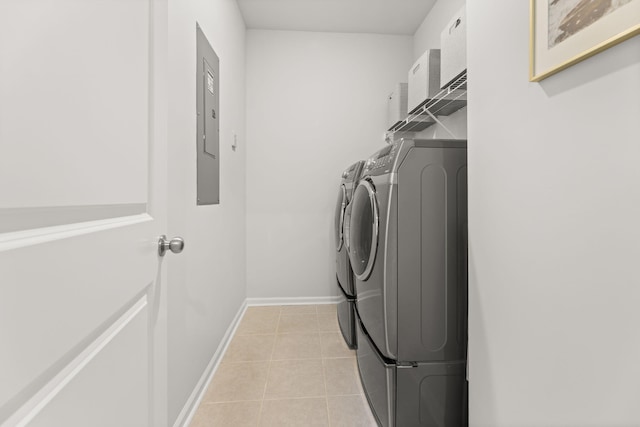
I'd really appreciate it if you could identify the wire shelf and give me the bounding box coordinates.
[388,71,467,135]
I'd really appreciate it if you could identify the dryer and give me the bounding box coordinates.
[334,160,365,349]
[348,139,468,427]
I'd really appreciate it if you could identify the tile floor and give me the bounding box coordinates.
[190,304,378,426]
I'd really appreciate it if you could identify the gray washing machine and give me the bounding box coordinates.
[334,160,365,349]
[348,139,468,426]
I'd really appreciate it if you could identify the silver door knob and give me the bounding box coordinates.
[158,235,185,256]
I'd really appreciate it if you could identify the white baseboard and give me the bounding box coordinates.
[246,296,340,306]
[173,299,248,427]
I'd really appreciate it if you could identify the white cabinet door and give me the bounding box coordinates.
[0,0,168,426]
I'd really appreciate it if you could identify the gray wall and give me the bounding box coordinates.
[467,2,640,425]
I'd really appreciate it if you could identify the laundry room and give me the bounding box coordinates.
[1,0,639,426]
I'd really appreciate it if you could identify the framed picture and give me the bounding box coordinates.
[530,0,640,81]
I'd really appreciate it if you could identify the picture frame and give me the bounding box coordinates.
[529,0,640,82]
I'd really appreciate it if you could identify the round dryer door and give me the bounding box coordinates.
[349,179,378,281]
[334,184,347,251]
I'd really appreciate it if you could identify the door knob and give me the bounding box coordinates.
[158,235,185,256]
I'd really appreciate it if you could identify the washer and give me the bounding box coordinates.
[348,139,468,427]
[334,160,364,349]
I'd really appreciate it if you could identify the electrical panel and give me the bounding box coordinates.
[196,24,220,205]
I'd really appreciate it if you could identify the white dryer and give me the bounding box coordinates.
[334,160,364,348]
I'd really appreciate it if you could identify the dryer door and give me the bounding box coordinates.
[349,179,379,281]
[334,185,347,251]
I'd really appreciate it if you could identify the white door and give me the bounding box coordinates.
[0,0,169,426]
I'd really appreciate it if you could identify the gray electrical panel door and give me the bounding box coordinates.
[196,24,219,205]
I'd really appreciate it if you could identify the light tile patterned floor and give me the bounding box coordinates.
[190,304,378,427]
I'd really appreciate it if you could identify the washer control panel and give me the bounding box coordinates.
[364,142,399,174]
[342,160,365,183]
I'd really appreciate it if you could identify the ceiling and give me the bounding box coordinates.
[236,0,437,35]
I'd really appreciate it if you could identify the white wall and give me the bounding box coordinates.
[411,0,467,141]
[167,0,246,425]
[467,2,640,426]
[245,30,413,298]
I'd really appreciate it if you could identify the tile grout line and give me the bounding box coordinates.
[259,394,328,404]
[257,305,282,426]
[260,393,360,401]
[268,357,322,361]
[318,305,333,426]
